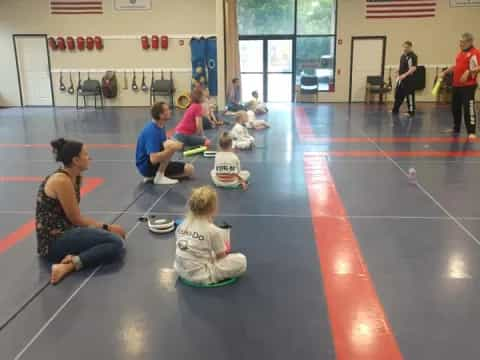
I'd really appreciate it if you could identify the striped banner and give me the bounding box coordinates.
[50,0,103,15]
[366,0,437,19]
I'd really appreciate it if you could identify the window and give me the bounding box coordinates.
[296,37,335,90]
[239,40,264,101]
[237,0,337,99]
[297,0,336,35]
[237,0,295,35]
[296,0,336,92]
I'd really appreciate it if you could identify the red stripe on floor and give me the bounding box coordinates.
[0,177,104,255]
[0,131,176,149]
[304,153,403,360]
[295,107,315,140]
[305,150,480,158]
[0,219,37,254]
[301,136,480,144]
[0,176,43,182]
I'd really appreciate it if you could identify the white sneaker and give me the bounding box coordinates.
[153,175,178,185]
[143,177,154,183]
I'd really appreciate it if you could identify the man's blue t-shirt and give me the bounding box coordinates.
[135,120,166,176]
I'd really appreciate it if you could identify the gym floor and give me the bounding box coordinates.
[0,103,479,359]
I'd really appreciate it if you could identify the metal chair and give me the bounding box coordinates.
[365,76,391,104]
[76,79,104,109]
[150,79,174,107]
[298,75,319,103]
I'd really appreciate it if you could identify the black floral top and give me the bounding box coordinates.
[35,169,81,256]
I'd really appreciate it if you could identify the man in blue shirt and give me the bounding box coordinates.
[226,78,245,112]
[136,102,194,185]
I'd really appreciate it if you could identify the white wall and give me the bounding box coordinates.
[2,0,479,106]
[0,0,225,107]
[319,0,480,102]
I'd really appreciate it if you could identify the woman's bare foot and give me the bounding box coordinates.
[51,263,75,285]
[60,255,74,264]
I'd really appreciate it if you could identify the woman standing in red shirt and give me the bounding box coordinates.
[442,33,480,139]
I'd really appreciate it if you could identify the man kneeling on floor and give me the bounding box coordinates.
[136,102,194,185]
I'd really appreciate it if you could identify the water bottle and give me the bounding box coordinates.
[408,168,417,184]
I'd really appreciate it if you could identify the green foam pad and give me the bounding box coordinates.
[183,146,207,157]
[179,276,239,288]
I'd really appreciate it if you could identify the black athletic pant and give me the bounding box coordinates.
[452,85,477,134]
[393,81,415,114]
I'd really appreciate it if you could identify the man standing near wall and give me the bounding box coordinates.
[442,33,480,140]
[392,41,418,117]
[226,78,245,112]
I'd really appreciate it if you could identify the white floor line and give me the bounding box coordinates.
[13,184,173,360]
[347,215,453,220]
[13,267,100,360]
[363,132,480,247]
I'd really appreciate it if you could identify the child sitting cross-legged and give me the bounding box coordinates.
[245,109,270,130]
[247,90,268,115]
[211,132,250,191]
[174,186,247,285]
[230,111,255,150]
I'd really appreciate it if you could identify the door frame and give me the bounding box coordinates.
[348,36,386,103]
[239,35,295,102]
[13,34,55,107]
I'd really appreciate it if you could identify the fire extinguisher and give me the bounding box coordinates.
[94,36,103,50]
[77,36,85,51]
[66,36,75,51]
[141,35,150,50]
[328,80,335,92]
[48,37,57,51]
[161,35,168,50]
[151,35,159,50]
[56,37,66,51]
[86,36,94,50]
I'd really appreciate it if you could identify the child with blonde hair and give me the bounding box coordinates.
[230,111,255,150]
[247,90,268,114]
[174,186,247,285]
[245,109,270,129]
[202,88,224,129]
[211,132,250,190]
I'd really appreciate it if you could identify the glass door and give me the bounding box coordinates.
[239,40,264,103]
[239,38,293,103]
[267,39,293,102]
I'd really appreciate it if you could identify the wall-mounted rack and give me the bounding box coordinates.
[47,34,216,40]
[51,68,192,73]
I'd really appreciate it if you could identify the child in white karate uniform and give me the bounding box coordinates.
[210,132,250,190]
[246,109,270,130]
[231,111,255,150]
[247,90,268,114]
[174,186,247,285]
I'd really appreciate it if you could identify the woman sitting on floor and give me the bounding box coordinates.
[36,138,126,284]
[172,88,211,148]
[202,88,224,129]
